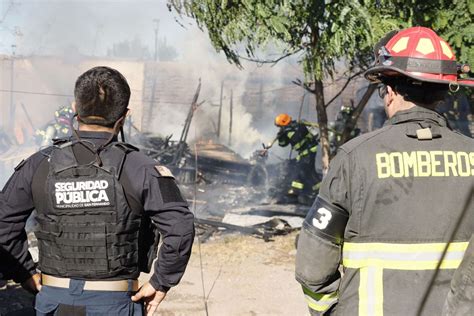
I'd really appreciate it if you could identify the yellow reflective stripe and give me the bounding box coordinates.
[312,182,321,191]
[346,242,468,316]
[343,258,463,270]
[302,287,338,312]
[287,131,295,139]
[374,268,383,316]
[343,242,468,270]
[296,149,310,161]
[298,149,309,158]
[359,267,384,316]
[343,242,468,253]
[302,286,338,301]
[359,267,368,316]
[294,139,306,150]
[291,181,304,189]
[305,298,333,312]
[310,145,317,152]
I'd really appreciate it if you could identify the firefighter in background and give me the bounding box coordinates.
[273,113,321,204]
[35,106,74,146]
[295,27,474,315]
[329,104,361,151]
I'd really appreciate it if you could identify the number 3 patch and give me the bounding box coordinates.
[312,207,333,230]
[304,197,349,245]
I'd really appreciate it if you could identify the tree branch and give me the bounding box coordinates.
[324,70,364,108]
[292,78,315,94]
[236,48,303,66]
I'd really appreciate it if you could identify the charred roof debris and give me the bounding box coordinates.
[124,81,310,242]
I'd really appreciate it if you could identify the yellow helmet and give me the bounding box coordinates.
[275,113,292,127]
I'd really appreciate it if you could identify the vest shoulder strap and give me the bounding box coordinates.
[100,142,139,180]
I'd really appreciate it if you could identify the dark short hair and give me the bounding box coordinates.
[381,77,448,108]
[74,66,130,127]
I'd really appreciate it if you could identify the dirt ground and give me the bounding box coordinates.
[0,232,309,316]
[148,232,309,316]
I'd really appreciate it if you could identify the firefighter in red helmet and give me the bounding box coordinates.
[295,26,474,315]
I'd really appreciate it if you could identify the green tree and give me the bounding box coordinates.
[168,0,375,172]
[373,0,473,64]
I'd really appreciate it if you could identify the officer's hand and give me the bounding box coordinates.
[131,282,167,315]
[21,273,42,294]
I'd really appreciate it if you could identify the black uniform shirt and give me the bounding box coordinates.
[0,131,195,292]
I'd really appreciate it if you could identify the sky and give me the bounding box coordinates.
[0,0,191,57]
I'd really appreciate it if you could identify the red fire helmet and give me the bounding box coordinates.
[365,26,473,88]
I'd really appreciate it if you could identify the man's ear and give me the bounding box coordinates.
[386,85,395,96]
[386,85,396,105]
[71,101,76,113]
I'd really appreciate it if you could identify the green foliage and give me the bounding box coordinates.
[168,0,473,81]
[168,0,374,81]
[374,0,474,64]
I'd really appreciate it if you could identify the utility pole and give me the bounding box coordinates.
[217,81,224,139]
[228,89,233,146]
[146,19,160,131]
[92,24,103,56]
[153,19,159,61]
[9,44,15,134]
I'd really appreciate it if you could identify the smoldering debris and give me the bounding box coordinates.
[129,111,311,242]
[181,176,308,243]
[193,202,308,243]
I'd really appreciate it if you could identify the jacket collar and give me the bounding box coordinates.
[384,106,448,127]
[75,130,118,141]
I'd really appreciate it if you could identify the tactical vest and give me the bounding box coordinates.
[33,140,159,280]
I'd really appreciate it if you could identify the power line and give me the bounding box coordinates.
[0,89,191,105]
[0,88,72,97]
[0,84,302,106]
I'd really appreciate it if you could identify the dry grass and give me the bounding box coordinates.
[192,232,299,266]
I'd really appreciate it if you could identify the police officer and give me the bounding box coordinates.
[274,113,321,204]
[295,27,474,315]
[0,66,195,315]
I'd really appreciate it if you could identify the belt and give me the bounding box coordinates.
[42,274,139,292]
